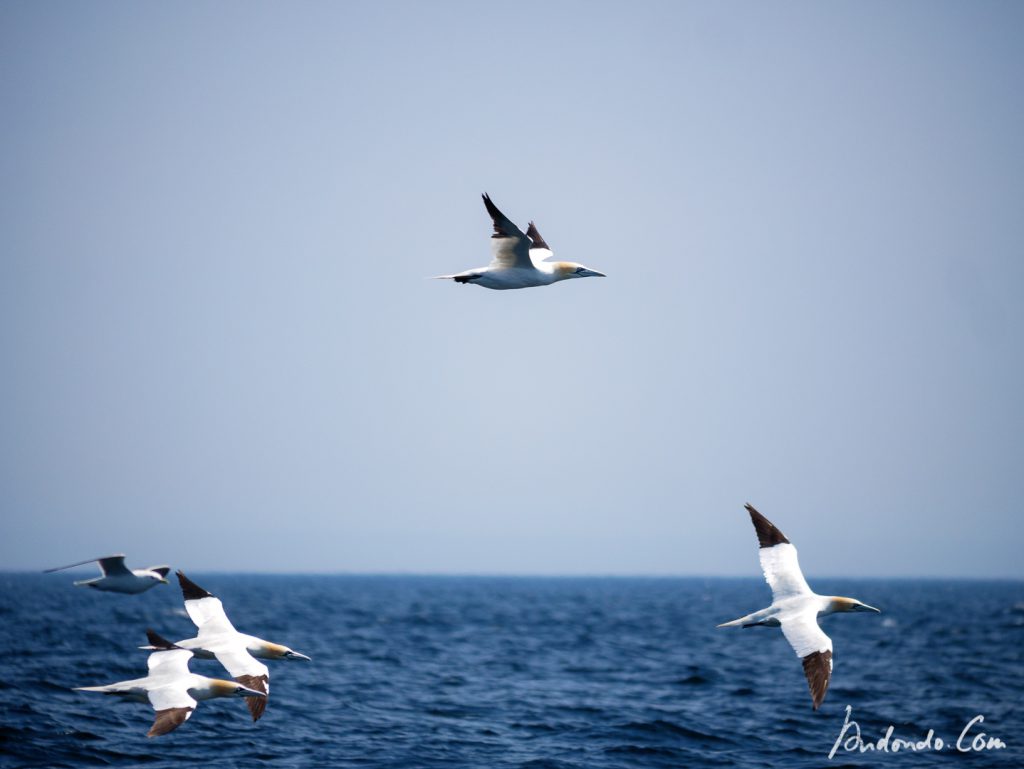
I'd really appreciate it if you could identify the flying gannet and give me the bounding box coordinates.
[44,554,170,594]
[144,571,310,721]
[718,504,880,710]
[75,630,265,736]
[434,194,606,289]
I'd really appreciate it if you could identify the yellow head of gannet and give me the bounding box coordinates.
[826,596,881,614]
[549,261,607,281]
[257,641,312,661]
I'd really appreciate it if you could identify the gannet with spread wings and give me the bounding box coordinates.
[718,504,880,710]
[434,194,605,289]
[75,630,265,736]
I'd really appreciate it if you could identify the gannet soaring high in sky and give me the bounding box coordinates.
[718,504,880,710]
[44,554,170,594]
[434,194,606,289]
[76,630,265,736]
[145,571,310,721]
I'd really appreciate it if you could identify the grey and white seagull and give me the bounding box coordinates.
[434,194,606,289]
[718,504,880,710]
[44,554,170,594]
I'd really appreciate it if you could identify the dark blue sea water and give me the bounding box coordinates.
[0,575,1021,768]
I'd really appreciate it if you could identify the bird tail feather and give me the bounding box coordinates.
[717,608,773,628]
[74,684,122,694]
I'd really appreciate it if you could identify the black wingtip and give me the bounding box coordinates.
[802,649,832,710]
[145,628,178,650]
[176,570,214,601]
[745,503,790,547]
[526,221,550,251]
[480,192,513,239]
[235,675,269,721]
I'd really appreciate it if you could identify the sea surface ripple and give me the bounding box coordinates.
[1,575,1021,767]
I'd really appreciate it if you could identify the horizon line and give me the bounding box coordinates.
[17,569,1024,581]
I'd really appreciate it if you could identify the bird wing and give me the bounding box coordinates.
[746,504,813,599]
[96,555,132,577]
[210,642,269,682]
[780,609,834,710]
[146,685,196,737]
[211,643,270,721]
[526,222,554,262]
[147,706,194,737]
[177,572,238,636]
[482,194,532,269]
[147,566,171,578]
[43,554,128,575]
[234,671,271,721]
[187,595,238,636]
[148,684,197,712]
[759,543,813,600]
[146,648,195,676]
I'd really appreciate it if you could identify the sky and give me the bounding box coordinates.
[1,2,1022,577]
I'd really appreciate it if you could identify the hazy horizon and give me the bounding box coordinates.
[17,564,1024,581]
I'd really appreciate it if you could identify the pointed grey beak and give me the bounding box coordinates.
[857,603,881,613]
[285,650,311,661]
[581,269,606,278]
[240,686,267,699]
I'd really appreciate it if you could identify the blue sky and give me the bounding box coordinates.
[2,2,1022,576]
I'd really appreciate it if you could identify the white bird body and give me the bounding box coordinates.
[44,554,170,594]
[718,504,880,710]
[435,194,606,290]
[154,572,310,721]
[446,260,564,290]
[720,593,835,629]
[76,631,265,737]
[82,666,243,704]
[155,632,309,662]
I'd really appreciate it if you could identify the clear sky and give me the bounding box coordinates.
[2,2,1022,577]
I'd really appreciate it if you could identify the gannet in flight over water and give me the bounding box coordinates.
[76,630,265,736]
[718,504,880,710]
[44,554,170,594]
[144,571,310,720]
[434,194,606,289]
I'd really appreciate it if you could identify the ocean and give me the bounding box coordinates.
[0,575,1021,768]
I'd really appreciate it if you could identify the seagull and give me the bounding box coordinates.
[75,629,265,737]
[143,571,310,721]
[434,194,606,289]
[718,504,880,710]
[44,554,170,594]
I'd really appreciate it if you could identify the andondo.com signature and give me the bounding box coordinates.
[829,705,1007,758]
